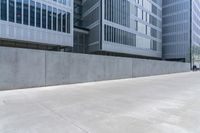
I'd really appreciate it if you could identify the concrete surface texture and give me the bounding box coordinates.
[0,46,190,90]
[0,72,200,133]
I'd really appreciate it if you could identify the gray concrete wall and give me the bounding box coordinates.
[0,47,190,90]
[0,47,45,90]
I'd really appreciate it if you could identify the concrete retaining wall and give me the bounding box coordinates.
[0,47,190,90]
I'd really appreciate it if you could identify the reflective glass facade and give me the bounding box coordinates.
[0,0,71,33]
[162,0,191,62]
[163,0,200,66]
[103,0,162,53]
[76,0,162,58]
[0,0,73,47]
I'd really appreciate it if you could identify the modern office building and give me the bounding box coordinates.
[74,0,163,59]
[0,0,73,51]
[163,0,200,66]
[1,0,200,66]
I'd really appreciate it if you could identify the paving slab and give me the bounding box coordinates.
[0,72,200,133]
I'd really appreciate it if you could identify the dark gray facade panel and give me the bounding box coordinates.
[82,0,100,13]
[83,7,100,27]
[89,25,100,44]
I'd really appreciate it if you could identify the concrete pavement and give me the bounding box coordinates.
[0,72,200,133]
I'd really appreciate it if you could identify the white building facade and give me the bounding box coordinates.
[0,0,73,49]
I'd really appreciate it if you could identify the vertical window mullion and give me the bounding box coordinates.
[117,0,119,24]
[0,0,1,20]
[111,0,113,22]
[119,0,121,25]
[7,0,9,21]
[14,0,16,22]
[0,0,2,20]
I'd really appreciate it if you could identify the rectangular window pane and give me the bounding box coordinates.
[30,0,35,26]
[36,2,41,27]
[23,0,29,25]
[53,8,57,31]
[9,0,15,22]
[1,0,7,21]
[48,6,52,30]
[16,0,22,24]
[67,12,70,33]
[62,11,66,32]
[42,4,46,28]
[58,9,62,32]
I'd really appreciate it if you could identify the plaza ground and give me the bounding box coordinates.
[0,72,200,133]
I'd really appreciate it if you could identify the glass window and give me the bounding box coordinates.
[62,11,66,32]
[48,6,52,30]
[9,0,15,22]
[53,8,57,31]
[16,0,22,24]
[58,0,62,4]
[63,0,66,5]
[135,20,138,31]
[36,2,41,27]
[23,0,29,25]
[67,12,70,33]
[30,0,35,26]
[42,4,46,28]
[1,0,7,21]
[58,9,62,31]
